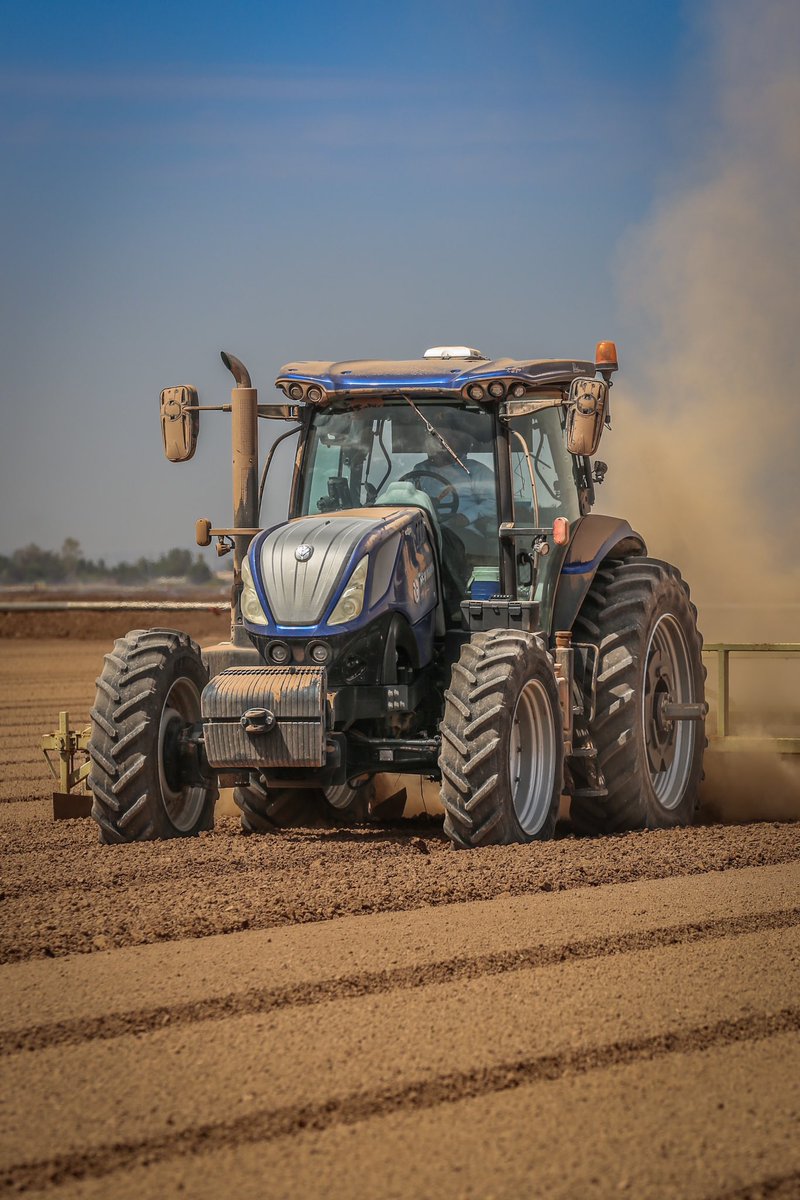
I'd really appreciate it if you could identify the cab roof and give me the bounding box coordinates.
[275,356,598,403]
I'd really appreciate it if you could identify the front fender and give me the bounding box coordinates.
[551,514,646,635]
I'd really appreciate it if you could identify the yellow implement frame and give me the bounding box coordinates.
[704,643,800,754]
[42,711,93,818]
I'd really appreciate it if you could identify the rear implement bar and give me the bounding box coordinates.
[703,642,800,754]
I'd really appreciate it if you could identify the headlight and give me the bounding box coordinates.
[328,556,369,626]
[241,554,268,625]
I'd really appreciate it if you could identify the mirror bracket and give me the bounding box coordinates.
[499,396,564,421]
[257,403,300,421]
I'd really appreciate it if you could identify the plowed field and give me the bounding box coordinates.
[2,631,799,1199]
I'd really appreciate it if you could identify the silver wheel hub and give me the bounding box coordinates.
[157,677,206,832]
[642,614,696,809]
[508,678,557,835]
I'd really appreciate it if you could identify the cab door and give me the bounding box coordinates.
[507,404,582,634]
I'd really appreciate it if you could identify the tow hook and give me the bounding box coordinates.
[241,707,276,735]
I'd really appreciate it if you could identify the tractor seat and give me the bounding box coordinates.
[375,481,442,550]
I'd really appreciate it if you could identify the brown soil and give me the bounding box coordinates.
[0,604,229,642]
[1,632,799,1198]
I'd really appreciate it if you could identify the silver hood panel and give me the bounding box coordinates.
[257,515,378,625]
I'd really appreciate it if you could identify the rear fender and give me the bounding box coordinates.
[551,515,646,635]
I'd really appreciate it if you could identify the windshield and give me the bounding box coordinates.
[298,399,500,604]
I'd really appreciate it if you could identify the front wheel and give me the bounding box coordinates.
[439,629,563,848]
[88,629,217,843]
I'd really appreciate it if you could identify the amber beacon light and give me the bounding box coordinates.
[595,340,619,372]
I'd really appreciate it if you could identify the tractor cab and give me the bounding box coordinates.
[279,348,602,628]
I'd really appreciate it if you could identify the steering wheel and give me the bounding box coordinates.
[400,469,460,519]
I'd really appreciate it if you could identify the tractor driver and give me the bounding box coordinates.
[409,409,496,535]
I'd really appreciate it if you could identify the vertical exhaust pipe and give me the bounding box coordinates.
[221,351,258,646]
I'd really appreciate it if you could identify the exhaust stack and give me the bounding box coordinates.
[221,350,259,645]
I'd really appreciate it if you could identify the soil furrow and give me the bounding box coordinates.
[3,861,797,1035]
[3,904,798,1056]
[3,819,800,962]
[718,1173,800,1200]
[3,1009,798,1196]
[3,925,798,1175]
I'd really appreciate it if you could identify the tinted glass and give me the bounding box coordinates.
[299,399,500,607]
[509,406,581,525]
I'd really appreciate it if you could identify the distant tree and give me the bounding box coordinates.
[10,544,65,583]
[60,537,82,579]
[157,547,194,578]
[188,553,213,584]
[0,543,218,587]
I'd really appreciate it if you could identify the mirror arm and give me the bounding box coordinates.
[257,404,300,420]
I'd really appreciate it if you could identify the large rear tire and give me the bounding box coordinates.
[571,557,705,834]
[88,629,218,843]
[234,775,313,833]
[235,776,375,833]
[439,629,563,849]
[324,779,375,819]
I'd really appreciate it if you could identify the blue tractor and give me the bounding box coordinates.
[88,343,707,847]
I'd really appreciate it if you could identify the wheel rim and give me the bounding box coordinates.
[157,676,206,832]
[508,678,557,834]
[642,613,696,810]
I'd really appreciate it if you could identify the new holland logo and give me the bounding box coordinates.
[412,562,435,602]
[294,544,314,562]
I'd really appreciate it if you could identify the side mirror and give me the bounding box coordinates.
[565,378,608,457]
[160,386,199,462]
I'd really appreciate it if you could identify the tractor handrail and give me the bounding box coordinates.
[702,642,800,746]
[704,642,800,653]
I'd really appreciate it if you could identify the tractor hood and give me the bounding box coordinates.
[243,507,438,634]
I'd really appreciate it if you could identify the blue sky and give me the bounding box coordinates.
[0,1,719,560]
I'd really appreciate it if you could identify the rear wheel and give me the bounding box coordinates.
[324,779,375,819]
[235,776,375,833]
[571,557,706,834]
[439,629,563,848]
[234,776,313,833]
[88,629,217,843]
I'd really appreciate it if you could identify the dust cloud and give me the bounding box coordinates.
[601,0,800,819]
